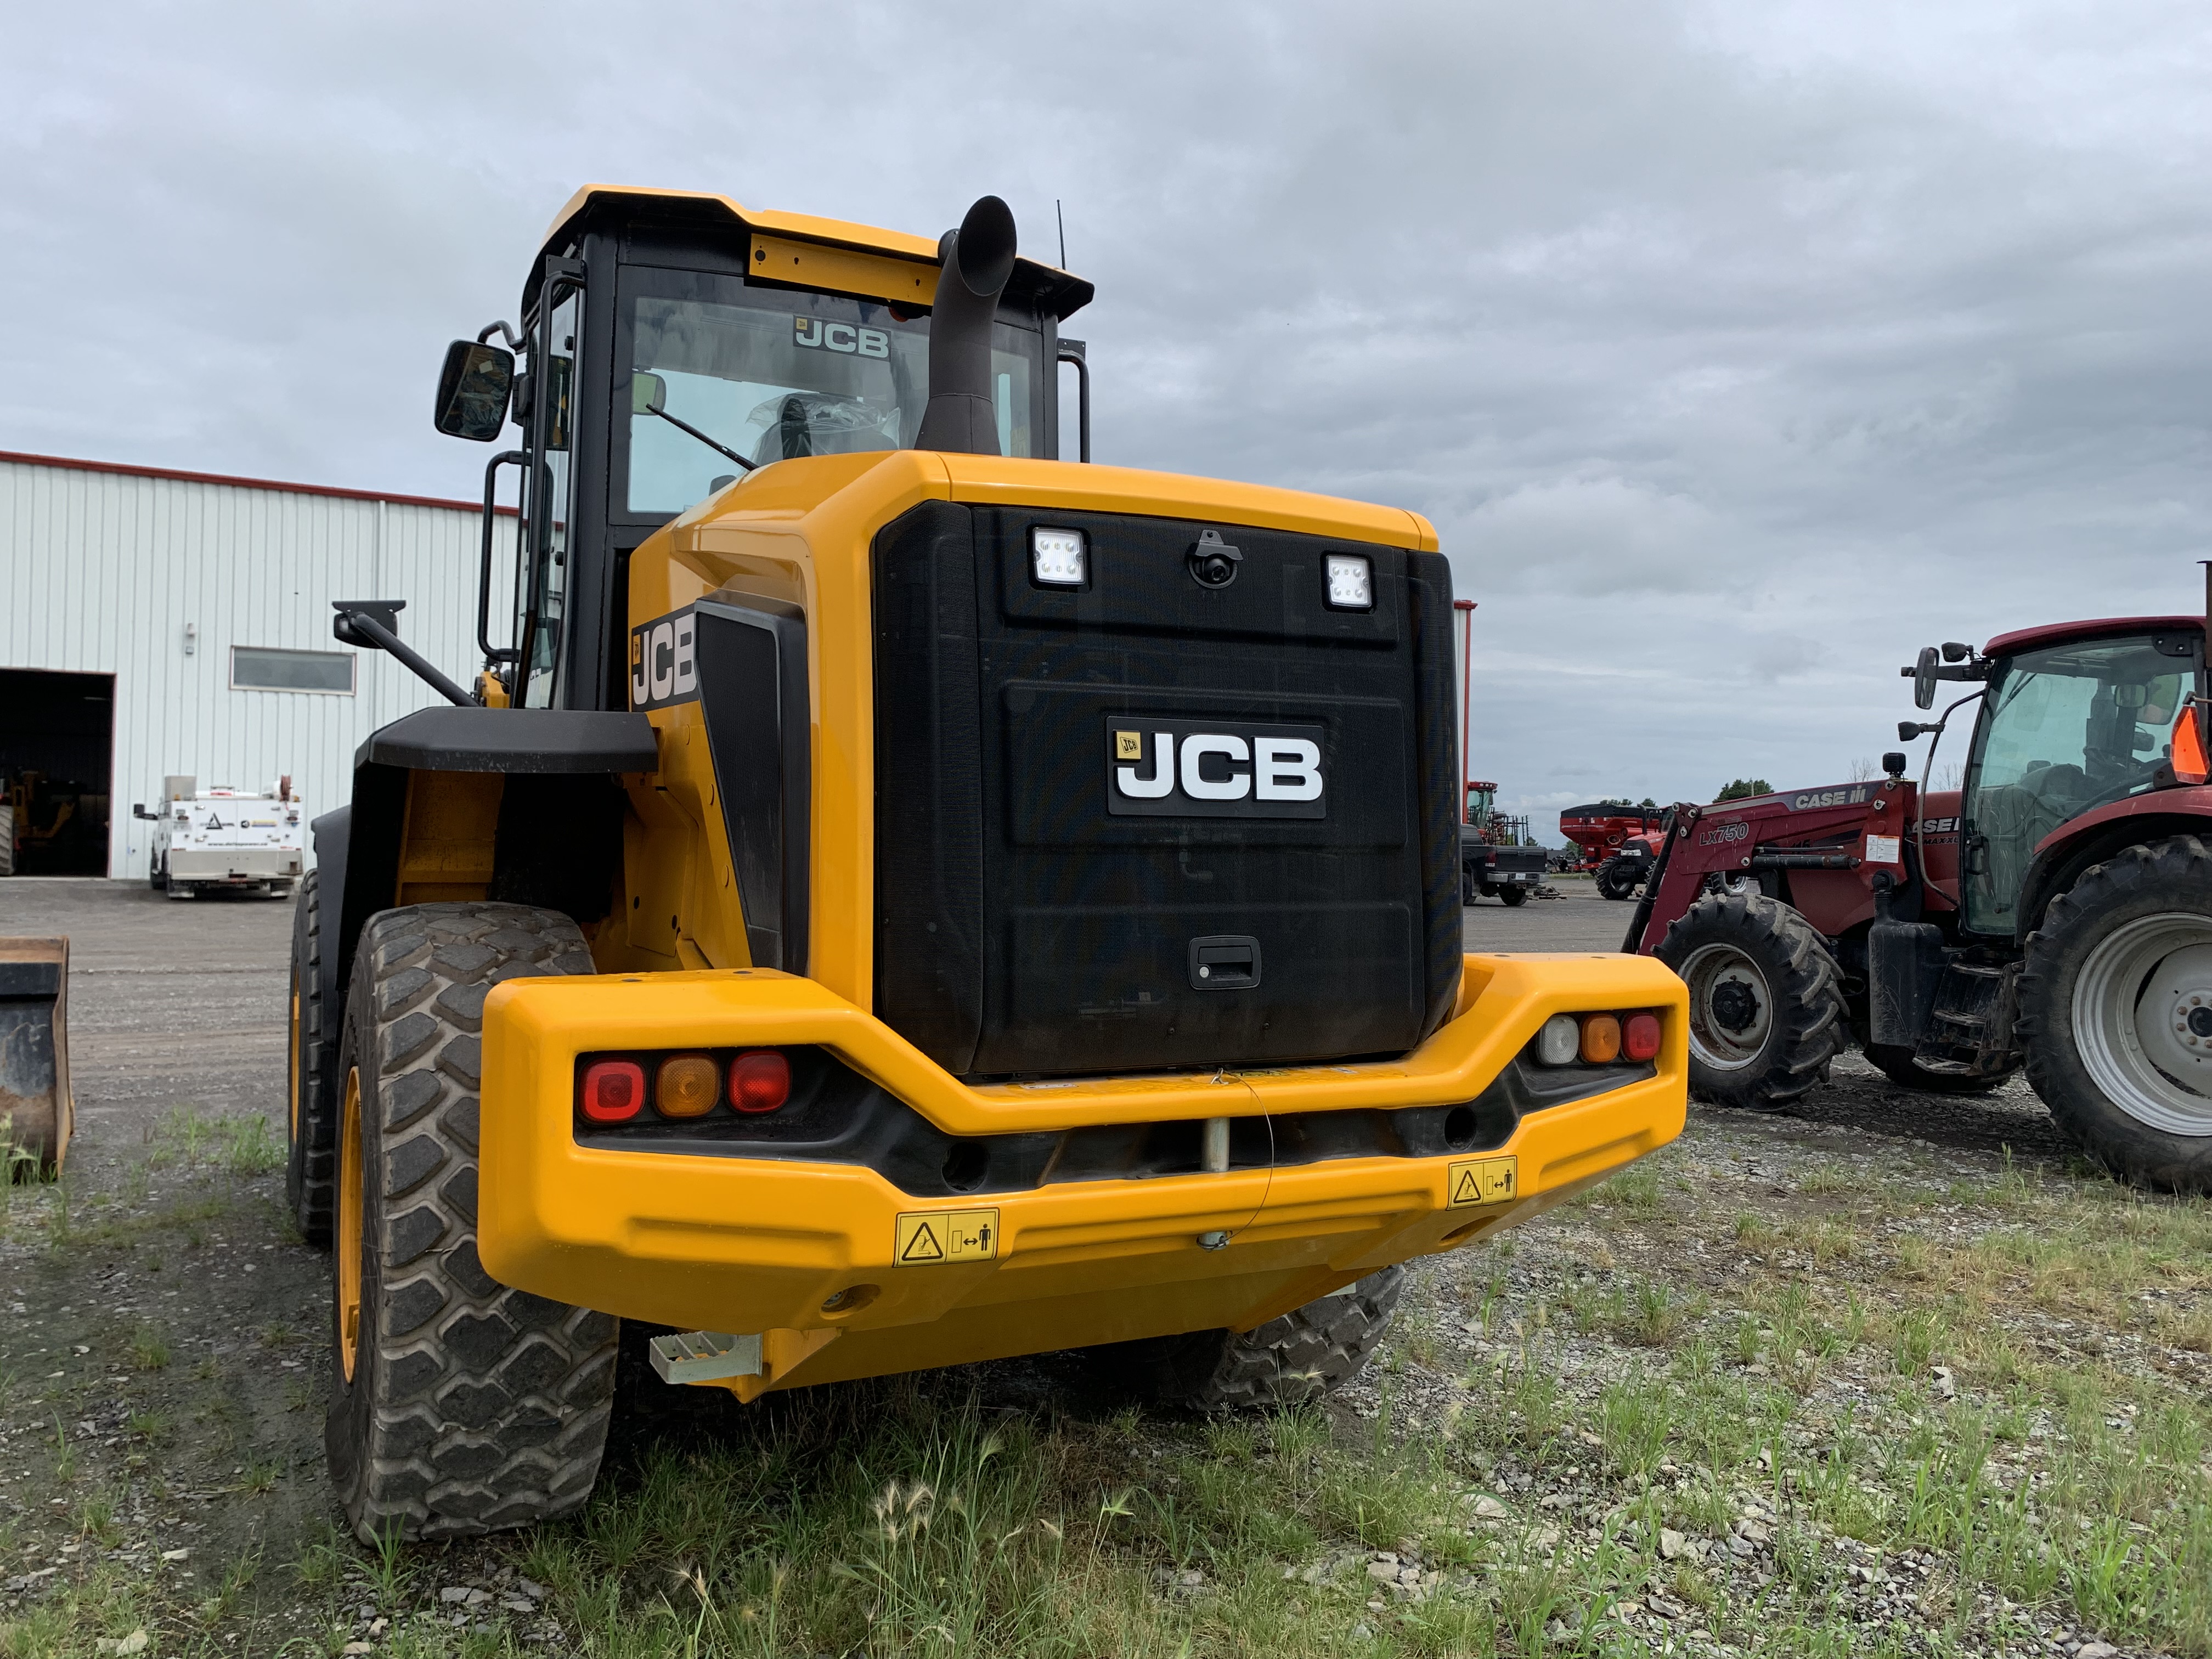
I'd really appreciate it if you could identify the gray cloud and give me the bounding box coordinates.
[2,0,2204,827]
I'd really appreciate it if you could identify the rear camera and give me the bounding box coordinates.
[728,1048,791,1114]
[1188,528,1243,589]
[656,1054,720,1118]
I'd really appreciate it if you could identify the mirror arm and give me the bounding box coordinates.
[476,320,525,352]
[332,603,478,708]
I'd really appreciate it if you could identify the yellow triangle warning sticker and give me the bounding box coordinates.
[895,1208,1000,1265]
[1447,1156,1517,1209]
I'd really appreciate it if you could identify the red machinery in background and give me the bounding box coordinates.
[1560,803,1666,878]
[1618,606,2212,1193]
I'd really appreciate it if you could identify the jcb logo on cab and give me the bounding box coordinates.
[794,318,890,358]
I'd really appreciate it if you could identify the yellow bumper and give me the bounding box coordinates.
[477,952,1686,1396]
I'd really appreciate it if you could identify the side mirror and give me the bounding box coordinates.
[433,341,515,441]
[631,370,667,416]
[1911,645,1939,709]
[132,803,156,821]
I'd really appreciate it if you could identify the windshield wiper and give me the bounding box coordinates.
[644,404,756,472]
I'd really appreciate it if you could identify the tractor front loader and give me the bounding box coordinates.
[1623,608,2212,1193]
[289,186,1689,1542]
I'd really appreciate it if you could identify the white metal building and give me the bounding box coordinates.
[0,450,498,881]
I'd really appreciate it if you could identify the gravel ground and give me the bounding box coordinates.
[2,876,2201,1658]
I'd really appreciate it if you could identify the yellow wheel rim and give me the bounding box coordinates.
[287,986,302,1144]
[337,1067,364,1384]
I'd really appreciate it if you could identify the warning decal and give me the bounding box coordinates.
[894,1208,1000,1265]
[1446,1156,1519,1209]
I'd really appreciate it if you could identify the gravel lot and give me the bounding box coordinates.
[2,876,2203,1658]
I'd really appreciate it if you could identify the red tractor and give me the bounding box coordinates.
[1623,608,2212,1192]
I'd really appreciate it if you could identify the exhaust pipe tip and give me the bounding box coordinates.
[916,195,1018,456]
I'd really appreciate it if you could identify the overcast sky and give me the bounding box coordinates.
[3,1,2205,831]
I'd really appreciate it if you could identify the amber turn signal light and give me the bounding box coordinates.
[729,1049,791,1113]
[579,1058,645,1123]
[1623,1012,1662,1062]
[1579,1013,1622,1064]
[656,1054,721,1118]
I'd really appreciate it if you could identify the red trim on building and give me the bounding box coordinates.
[0,448,517,517]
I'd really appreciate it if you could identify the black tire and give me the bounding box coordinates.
[1863,1043,2004,1094]
[1596,858,1641,901]
[1086,1267,1404,1410]
[148,855,163,893]
[1498,884,1530,908]
[1655,893,1846,1110]
[286,869,338,1246]
[2018,837,2212,1193]
[325,902,618,1542]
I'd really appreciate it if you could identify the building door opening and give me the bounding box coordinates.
[1,668,115,877]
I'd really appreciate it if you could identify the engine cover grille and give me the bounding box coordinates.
[873,501,1460,1078]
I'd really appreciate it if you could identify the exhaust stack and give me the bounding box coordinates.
[915,195,1017,455]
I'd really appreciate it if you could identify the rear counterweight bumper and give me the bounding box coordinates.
[476,952,1686,1396]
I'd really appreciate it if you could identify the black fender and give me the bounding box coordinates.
[326,707,658,1038]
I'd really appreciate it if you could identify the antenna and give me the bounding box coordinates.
[1056,199,1066,269]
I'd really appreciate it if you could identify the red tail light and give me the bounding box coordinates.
[580,1058,646,1122]
[1623,1012,1662,1062]
[729,1049,791,1113]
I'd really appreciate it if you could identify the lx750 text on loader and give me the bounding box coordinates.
[286,187,1689,1541]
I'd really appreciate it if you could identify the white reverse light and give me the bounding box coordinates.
[1324,552,1373,610]
[1031,527,1087,587]
[1536,1014,1581,1067]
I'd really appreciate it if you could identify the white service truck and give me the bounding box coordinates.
[133,776,304,900]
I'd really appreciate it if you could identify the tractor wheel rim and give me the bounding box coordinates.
[1678,942,1771,1071]
[337,1067,364,1383]
[2073,913,2212,1138]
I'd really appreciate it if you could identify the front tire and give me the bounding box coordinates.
[1086,1267,1404,1410]
[286,869,338,1245]
[2019,837,2212,1193]
[1656,893,1846,1109]
[324,902,618,1541]
[1596,858,1641,901]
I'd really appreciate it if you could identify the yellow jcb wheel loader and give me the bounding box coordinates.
[287,185,1689,1542]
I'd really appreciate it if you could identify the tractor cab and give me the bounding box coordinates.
[430,187,1093,712]
[1908,618,2208,939]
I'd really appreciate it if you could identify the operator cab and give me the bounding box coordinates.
[431,187,1092,714]
[1908,619,2208,938]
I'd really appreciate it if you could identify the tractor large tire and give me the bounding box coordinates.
[1087,1267,1404,1411]
[1655,893,1846,1110]
[2018,837,2212,1193]
[1596,857,1641,901]
[325,902,618,1542]
[286,869,337,1246]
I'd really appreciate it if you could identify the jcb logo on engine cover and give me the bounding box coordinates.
[793,317,890,358]
[1106,718,1326,820]
[629,606,698,711]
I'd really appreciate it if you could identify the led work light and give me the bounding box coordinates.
[1324,553,1373,611]
[1030,527,1087,586]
